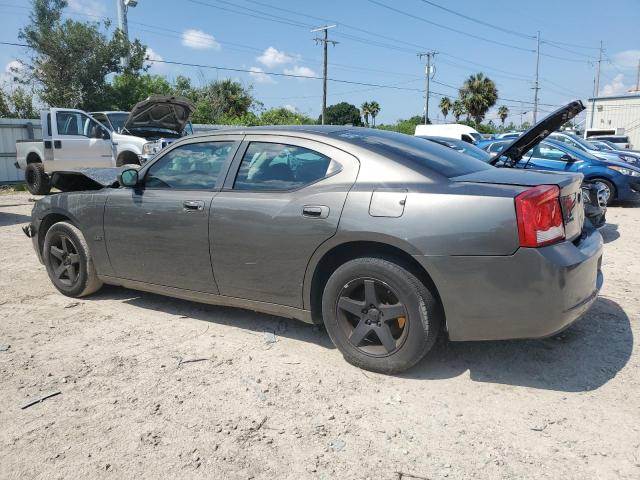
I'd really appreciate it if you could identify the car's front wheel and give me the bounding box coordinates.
[322,257,441,374]
[43,222,103,297]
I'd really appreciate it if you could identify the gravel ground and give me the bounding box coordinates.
[0,191,639,480]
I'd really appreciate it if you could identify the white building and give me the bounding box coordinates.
[584,92,640,148]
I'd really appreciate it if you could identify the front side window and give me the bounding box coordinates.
[56,111,101,137]
[144,141,235,190]
[234,142,336,191]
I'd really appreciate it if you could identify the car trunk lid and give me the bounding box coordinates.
[453,168,585,242]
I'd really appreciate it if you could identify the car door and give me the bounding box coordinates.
[49,109,114,169]
[518,143,575,172]
[104,137,242,292]
[210,135,360,307]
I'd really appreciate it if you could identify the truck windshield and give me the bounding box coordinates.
[106,113,129,132]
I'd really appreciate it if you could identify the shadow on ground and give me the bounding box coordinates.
[406,297,632,392]
[90,287,632,392]
[91,285,336,349]
[600,223,620,244]
[0,211,31,227]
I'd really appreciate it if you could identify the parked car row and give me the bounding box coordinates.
[23,100,604,374]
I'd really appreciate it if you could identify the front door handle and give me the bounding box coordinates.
[183,200,205,211]
[302,205,329,219]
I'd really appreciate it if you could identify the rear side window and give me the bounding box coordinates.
[336,129,492,178]
[145,141,234,190]
[233,142,337,191]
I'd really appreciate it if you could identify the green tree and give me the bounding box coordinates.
[109,73,172,111]
[439,96,452,122]
[0,89,9,117]
[9,87,38,118]
[452,99,465,122]
[322,102,362,126]
[377,115,423,135]
[459,73,498,126]
[360,102,371,127]
[18,0,146,110]
[368,101,380,127]
[497,105,509,129]
[260,107,315,125]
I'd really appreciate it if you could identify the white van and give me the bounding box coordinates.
[414,123,482,143]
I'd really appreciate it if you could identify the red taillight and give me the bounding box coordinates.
[515,185,565,247]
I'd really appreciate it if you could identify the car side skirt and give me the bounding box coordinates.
[98,275,314,324]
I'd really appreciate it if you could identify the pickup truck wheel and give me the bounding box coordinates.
[322,257,441,374]
[25,163,51,195]
[43,222,103,297]
[117,151,140,167]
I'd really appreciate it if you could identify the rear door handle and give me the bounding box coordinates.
[302,205,329,219]
[183,200,205,211]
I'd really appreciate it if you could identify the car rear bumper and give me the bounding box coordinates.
[415,226,603,341]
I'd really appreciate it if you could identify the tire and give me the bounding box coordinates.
[322,257,441,374]
[591,178,615,206]
[42,222,103,297]
[116,151,140,167]
[25,162,51,195]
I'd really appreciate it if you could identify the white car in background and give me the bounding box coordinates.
[15,96,194,195]
[414,123,482,143]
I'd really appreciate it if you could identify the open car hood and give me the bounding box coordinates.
[123,95,195,133]
[489,100,585,165]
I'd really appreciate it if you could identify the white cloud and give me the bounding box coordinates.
[1,60,24,85]
[248,66,275,84]
[145,48,163,63]
[612,50,640,70]
[283,65,316,80]
[257,47,296,68]
[145,48,165,71]
[600,73,628,96]
[181,29,221,50]
[67,0,106,17]
[284,104,297,113]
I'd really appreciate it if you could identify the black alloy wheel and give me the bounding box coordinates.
[336,278,409,356]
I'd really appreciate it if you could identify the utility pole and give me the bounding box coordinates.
[532,31,540,124]
[417,51,437,124]
[312,25,338,125]
[589,40,604,128]
[117,0,138,68]
[635,58,640,92]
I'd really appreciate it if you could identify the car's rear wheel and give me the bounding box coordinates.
[25,162,51,195]
[592,178,615,206]
[43,222,103,297]
[322,257,441,374]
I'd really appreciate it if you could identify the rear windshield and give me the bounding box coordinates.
[335,129,493,178]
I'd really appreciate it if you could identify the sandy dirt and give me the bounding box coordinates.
[0,191,638,480]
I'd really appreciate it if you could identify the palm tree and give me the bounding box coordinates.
[360,102,371,127]
[439,96,452,122]
[368,101,380,127]
[452,99,465,122]
[459,73,498,126]
[497,105,509,129]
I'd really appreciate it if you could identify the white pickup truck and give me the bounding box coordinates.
[15,95,194,194]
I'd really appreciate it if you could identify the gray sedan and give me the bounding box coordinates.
[25,101,603,374]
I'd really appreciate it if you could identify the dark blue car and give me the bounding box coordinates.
[477,138,640,205]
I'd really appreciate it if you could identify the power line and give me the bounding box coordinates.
[415,0,534,40]
[367,0,535,53]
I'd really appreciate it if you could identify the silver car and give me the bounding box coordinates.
[25,101,603,374]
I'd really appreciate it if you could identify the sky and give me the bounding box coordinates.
[1,0,639,126]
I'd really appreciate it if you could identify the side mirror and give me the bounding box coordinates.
[561,154,575,162]
[118,168,139,187]
[101,128,110,140]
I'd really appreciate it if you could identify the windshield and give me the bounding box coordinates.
[423,137,491,162]
[106,113,129,133]
[562,133,595,150]
[337,129,493,178]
